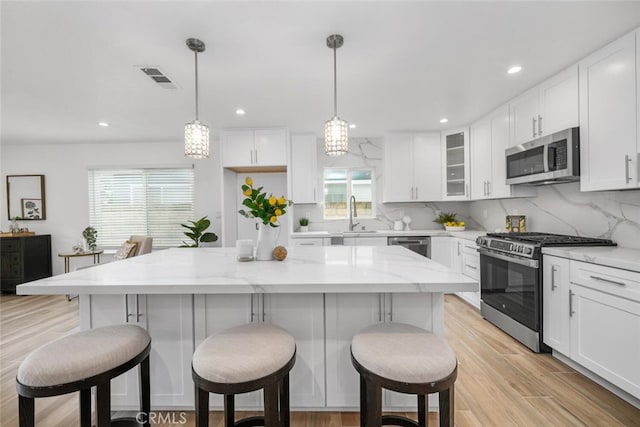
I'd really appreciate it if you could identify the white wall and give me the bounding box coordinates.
[1,140,221,275]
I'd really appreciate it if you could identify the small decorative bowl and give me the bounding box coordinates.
[445,225,466,231]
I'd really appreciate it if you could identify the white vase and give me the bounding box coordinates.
[299,226,309,233]
[255,223,276,261]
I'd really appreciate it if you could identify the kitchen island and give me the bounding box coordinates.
[17,246,476,411]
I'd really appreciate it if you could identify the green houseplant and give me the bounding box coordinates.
[82,226,98,251]
[299,217,309,232]
[180,216,218,247]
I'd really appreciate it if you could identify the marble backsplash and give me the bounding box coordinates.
[469,183,640,249]
[295,136,640,249]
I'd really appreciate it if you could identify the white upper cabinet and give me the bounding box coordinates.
[221,128,288,168]
[290,134,318,204]
[384,132,441,202]
[470,105,536,200]
[510,65,579,146]
[579,31,639,191]
[442,128,470,200]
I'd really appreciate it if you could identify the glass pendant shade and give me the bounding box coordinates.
[184,120,210,159]
[324,116,348,156]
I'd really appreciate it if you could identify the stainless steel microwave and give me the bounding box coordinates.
[505,127,580,185]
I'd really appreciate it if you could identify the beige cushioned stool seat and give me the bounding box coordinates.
[193,322,295,384]
[351,322,456,384]
[17,324,150,387]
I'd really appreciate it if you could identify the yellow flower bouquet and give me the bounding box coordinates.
[238,176,291,227]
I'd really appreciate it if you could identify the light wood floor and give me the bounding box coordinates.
[1,293,638,426]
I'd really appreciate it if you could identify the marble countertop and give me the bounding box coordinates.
[17,246,477,295]
[542,246,640,273]
[290,229,485,242]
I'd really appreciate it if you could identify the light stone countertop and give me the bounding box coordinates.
[17,246,477,295]
[542,246,640,273]
[290,229,485,242]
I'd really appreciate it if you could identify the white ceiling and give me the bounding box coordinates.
[2,1,640,146]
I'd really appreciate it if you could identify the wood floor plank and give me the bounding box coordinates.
[1,293,638,426]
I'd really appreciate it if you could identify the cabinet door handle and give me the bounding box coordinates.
[457,241,461,256]
[532,117,537,137]
[589,275,627,287]
[250,149,254,164]
[551,265,557,290]
[465,264,477,270]
[300,242,315,246]
[261,294,266,322]
[250,294,256,322]
[313,188,316,201]
[378,294,383,322]
[254,149,258,165]
[136,295,143,322]
[538,114,543,135]
[465,184,469,197]
[388,293,393,322]
[569,290,575,317]
[487,181,491,195]
[625,155,632,184]
[415,186,419,200]
[125,295,133,322]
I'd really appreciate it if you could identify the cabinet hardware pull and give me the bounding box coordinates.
[250,149,253,165]
[569,290,575,317]
[313,188,316,201]
[415,187,419,200]
[300,243,315,246]
[551,265,557,290]
[125,295,133,322]
[625,155,632,184]
[465,264,477,270]
[255,149,258,165]
[378,294,383,322]
[538,114,543,135]
[465,184,469,197]
[589,275,627,287]
[532,117,537,137]
[136,295,143,321]
[250,294,256,322]
[457,241,461,256]
[487,181,491,195]
[388,293,393,322]
[483,181,487,196]
[261,294,266,322]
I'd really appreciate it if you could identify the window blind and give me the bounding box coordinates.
[88,168,194,248]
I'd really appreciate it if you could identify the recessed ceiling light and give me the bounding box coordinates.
[349,123,356,129]
[98,122,109,127]
[439,118,449,124]
[235,109,245,115]
[507,65,522,74]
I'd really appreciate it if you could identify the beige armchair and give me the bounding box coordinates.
[128,235,153,257]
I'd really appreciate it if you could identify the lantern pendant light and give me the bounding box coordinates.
[184,38,210,159]
[324,34,348,156]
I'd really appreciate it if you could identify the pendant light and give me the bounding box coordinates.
[324,34,348,156]
[184,38,210,159]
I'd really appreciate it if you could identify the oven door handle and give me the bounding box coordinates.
[478,248,539,269]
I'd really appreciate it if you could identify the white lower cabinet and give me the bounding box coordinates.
[291,237,326,247]
[542,256,571,355]
[84,294,195,409]
[456,240,480,308]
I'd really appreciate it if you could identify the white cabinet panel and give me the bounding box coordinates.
[579,32,639,191]
[430,236,453,268]
[291,134,318,204]
[254,128,288,167]
[442,128,470,200]
[291,237,325,247]
[221,130,255,167]
[510,88,540,146]
[570,285,640,399]
[542,256,571,356]
[221,128,287,168]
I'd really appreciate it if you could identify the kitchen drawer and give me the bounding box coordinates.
[462,252,480,280]
[461,241,478,256]
[570,260,640,302]
[292,238,325,247]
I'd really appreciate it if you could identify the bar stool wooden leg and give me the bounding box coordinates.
[418,394,427,427]
[224,394,234,427]
[279,374,290,427]
[139,355,151,427]
[438,386,454,427]
[79,388,91,427]
[365,380,381,427]
[264,383,279,427]
[359,375,367,427]
[18,395,34,427]
[195,386,209,427]
[96,381,111,427]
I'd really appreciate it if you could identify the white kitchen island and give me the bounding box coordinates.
[17,246,476,411]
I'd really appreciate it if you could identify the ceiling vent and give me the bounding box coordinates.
[139,66,177,89]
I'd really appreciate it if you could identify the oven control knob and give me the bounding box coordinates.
[526,248,533,255]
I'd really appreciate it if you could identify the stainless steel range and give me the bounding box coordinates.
[476,232,616,352]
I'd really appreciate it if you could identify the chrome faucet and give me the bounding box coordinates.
[349,195,359,231]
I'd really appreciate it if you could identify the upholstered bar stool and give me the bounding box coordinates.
[16,324,151,427]
[351,322,457,427]
[192,322,296,427]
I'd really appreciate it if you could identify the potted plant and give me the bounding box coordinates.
[82,226,98,252]
[299,217,309,232]
[180,216,218,247]
[434,212,465,231]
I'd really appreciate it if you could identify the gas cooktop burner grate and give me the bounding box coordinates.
[485,232,616,247]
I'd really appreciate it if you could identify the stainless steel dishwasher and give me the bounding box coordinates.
[387,236,431,258]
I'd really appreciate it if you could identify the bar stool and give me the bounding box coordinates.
[192,322,296,427]
[16,324,151,427]
[351,322,457,427]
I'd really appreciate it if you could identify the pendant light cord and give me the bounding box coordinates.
[194,50,199,121]
[333,46,338,117]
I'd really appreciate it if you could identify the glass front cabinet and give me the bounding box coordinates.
[442,128,470,200]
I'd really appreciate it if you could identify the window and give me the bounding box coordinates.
[323,168,374,219]
[88,168,194,248]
